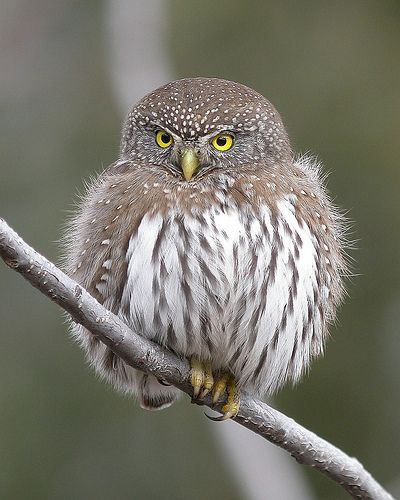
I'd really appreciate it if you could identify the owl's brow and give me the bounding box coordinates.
[140,119,242,141]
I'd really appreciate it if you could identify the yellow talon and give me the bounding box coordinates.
[190,359,240,421]
[208,377,240,421]
[190,358,204,398]
[222,377,240,418]
[199,361,214,398]
[212,373,229,403]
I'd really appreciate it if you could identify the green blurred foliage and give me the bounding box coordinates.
[1,1,399,499]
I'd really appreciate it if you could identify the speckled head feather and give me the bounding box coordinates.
[64,77,348,413]
[121,77,291,163]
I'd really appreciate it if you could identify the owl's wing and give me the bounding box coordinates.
[64,163,141,313]
[63,162,181,409]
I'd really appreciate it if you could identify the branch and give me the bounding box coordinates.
[0,218,393,500]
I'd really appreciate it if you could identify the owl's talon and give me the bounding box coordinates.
[190,358,205,398]
[199,388,210,398]
[190,358,214,399]
[199,361,214,398]
[203,377,240,421]
[204,411,225,421]
[204,409,234,421]
[212,377,240,421]
[205,412,234,422]
[190,359,240,419]
[212,373,229,404]
[157,378,171,387]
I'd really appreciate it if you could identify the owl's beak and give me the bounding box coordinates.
[180,149,199,182]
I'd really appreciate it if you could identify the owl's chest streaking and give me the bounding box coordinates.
[118,196,324,394]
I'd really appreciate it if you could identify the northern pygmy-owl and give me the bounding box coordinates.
[65,78,347,418]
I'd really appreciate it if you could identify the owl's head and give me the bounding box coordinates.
[120,78,291,182]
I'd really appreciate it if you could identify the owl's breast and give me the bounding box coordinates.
[119,197,324,393]
[120,205,259,356]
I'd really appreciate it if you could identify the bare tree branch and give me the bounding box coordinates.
[0,217,393,500]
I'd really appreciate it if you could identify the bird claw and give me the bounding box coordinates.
[157,377,171,387]
[190,358,240,420]
[212,373,229,404]
[199,388,210,399]
[190,358,212,399]
[204,411,235,422]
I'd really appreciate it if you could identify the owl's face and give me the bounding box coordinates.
[120,78,291,182]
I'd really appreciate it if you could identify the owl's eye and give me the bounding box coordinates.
[155,130,174,148]
[211,133,234,152]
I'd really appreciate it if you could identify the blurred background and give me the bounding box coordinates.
[1,1,399,499]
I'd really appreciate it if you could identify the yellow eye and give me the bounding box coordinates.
[156,129,173,148]
[211,133,234,152]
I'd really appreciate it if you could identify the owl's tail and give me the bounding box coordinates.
[73,326,180,411]
[139,373,181,411]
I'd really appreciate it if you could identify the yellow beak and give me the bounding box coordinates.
[181,149,199,182]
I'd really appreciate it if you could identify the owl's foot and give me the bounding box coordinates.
[190,358,240,420]
[208,376,240,421]
[190,358,214,398]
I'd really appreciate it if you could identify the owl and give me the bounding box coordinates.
[65,78,347,419]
